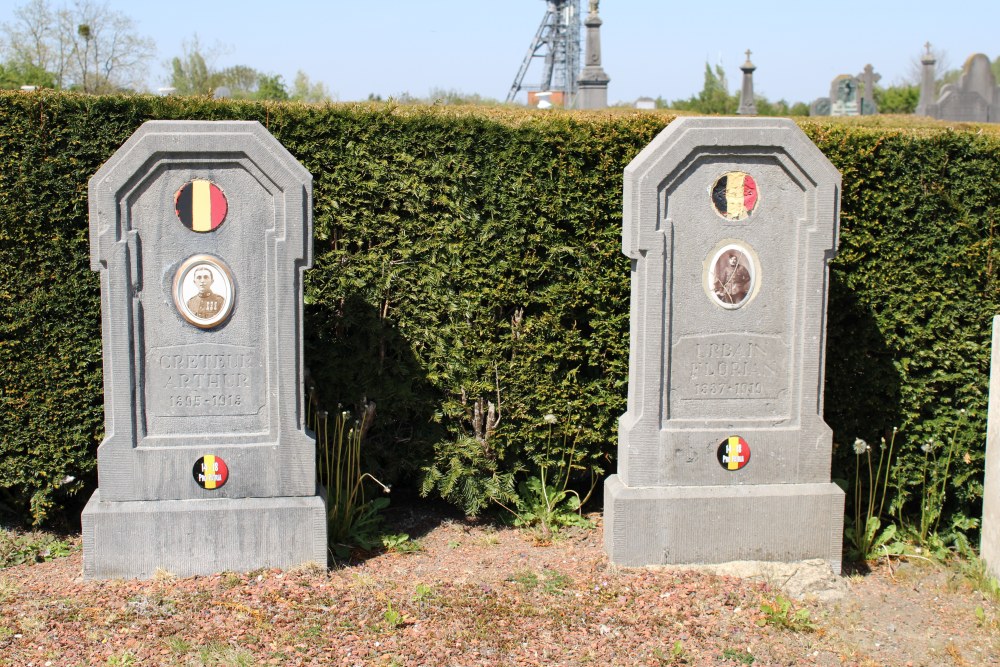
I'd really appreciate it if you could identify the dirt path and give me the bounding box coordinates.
[1,507,998,666]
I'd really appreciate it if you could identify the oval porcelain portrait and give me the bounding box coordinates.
[706,244,756,309]
[172,255,235,329]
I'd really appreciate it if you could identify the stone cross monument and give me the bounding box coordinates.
[578,0,610,109]
[858,64,880,115]
[605,117,845,571]
[916,43,937,117]
[83,121,327,579]
[738,50,758,116]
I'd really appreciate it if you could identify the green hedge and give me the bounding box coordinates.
[0,93,997,544]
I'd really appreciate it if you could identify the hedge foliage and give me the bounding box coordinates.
[1,92,998,543]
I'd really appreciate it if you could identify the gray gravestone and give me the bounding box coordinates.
[935,53,1000,123]
[829,75,860,116]
[605,117,845,572]
[982,315,1000,579]
[82,121,327,579]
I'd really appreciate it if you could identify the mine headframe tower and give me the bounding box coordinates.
[506,0,582,106]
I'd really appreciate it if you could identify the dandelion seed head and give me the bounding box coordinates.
[543,413,558,424]
[852,438,869,455]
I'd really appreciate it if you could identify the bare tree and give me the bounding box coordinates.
[1,0,154,92]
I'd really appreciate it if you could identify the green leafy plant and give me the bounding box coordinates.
[721,647,755,664]
[756,594,817,632]
[381,533,424,554]
[310,393,389,558]
[383,600,403,629]
[412,583,434,604]
[541,569,572,594]
[509,570,539,589]
[0,529,74,568]
[845,429,904,561]
[105,652,138,667]
[959,555,1000,603]
[653,640,688,665]
[913,409,968,550]
[507,414,596,540]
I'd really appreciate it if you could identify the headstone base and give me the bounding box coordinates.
[82,490,328,579]
[604,475,844,573]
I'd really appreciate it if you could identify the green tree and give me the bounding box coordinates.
[659,63,806,116]
[291,70,332,103]
[755,98,809,117]
[169,35,216,95]
[874,84,919,114]
[0,59,55,88]
[669,63,737,114]
[166,37,315,101]
[253,73,288,100]
[1,0,153,92]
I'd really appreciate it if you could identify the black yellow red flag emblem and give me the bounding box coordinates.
[711,172,758,221]
[193,455,229,489]
[716,436,750,471]
[175,179,228,232]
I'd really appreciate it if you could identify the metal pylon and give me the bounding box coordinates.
[506,0,581,105]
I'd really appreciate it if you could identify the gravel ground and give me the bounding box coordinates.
[1,506,999,666]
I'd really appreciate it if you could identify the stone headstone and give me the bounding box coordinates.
[829,75,860,116]
[935,53,1000,122]
[605,117,845,572]
[982,315,1000,579]
[82,121,327,579]
[809,97,832,117]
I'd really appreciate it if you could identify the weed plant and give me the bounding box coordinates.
[308,388,389,558]
[910,409,975,554]
[845,429,903,561]
[0,529,73,568]
[756,594,817,632]
[507,414,596,540]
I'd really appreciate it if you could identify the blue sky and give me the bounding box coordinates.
[4,0,998,104]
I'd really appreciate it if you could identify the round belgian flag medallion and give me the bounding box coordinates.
[193,455,229,489]
[711,172,758,221]
[175,179,228,232]
[716,436,750,471]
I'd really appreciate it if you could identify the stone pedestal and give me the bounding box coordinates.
[83,492,326,579]
[605,478,843,570]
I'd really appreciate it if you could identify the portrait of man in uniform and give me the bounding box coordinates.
[708,246,754,308]
[173,255,235,329]
[187,266,225,319]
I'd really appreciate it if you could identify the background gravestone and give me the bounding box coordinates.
[605,117,845,571]
[82,121,327,579]
[829,75,860,116]
[935,53,1000,123]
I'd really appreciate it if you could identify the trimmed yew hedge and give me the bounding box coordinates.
[1,92,997,540]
